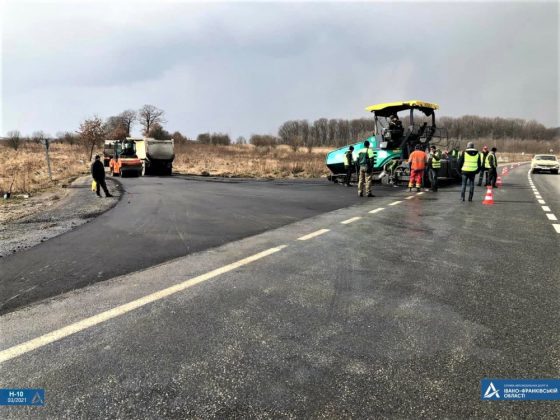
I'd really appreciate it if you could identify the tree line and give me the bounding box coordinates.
[4,107,558,157]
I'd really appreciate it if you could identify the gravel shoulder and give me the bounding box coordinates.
[0,176,122,257]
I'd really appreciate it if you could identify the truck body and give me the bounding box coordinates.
[130,137,174,175]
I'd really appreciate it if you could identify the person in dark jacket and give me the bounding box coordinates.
[457,142,481,202]
[91,155,113,197]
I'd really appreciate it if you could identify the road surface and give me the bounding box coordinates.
[1,164,558,418]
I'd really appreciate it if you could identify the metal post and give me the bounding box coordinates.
[44,139,52,181]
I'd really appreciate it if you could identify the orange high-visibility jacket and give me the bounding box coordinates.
[408,150,427,170]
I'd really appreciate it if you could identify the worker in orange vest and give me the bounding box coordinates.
[408,144,427,192]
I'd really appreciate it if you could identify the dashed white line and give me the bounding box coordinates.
[369,207,385,214]
[553,224,560,234]
[405,195,415,200]
[340,217,362,225]
[0,245,288,364]
[542,206,551,212]
[389,200,402,206]
[546,214,558,221]
[416,192,425,195]
[297,229,330,241]
[538,199,546,204]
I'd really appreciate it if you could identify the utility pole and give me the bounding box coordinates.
[43,138,52,181]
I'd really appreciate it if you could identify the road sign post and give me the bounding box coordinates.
[43,139,52,181]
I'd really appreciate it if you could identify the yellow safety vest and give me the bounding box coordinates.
[485,153,495,169]
[357,148,374,167]
[344,151,353,167]
[431,153,441,169]
[462,150,479,172]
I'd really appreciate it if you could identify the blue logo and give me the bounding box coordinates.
[481,379,560,401]
[0,389,45,406]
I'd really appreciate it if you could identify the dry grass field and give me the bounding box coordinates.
[173,143,329,178]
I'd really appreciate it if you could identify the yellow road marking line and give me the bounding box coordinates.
[297,229,330,241]
[369,207,385,214]
[0,245,287,364]
[546,214,558,221]
[389,200,402,206]
[340,217,362,225]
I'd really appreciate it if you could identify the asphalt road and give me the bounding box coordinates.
[1,175,382,315]
[1,164,559,418]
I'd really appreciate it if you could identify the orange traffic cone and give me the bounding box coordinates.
[497,176,503,187]
[482,186,494,205]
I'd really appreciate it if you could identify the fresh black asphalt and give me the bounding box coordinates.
[1,164,558,418]
[1,175,396,315]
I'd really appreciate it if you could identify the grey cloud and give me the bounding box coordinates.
[1,1,558,137]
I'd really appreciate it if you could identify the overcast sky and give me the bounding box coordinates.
[1,0,558,139]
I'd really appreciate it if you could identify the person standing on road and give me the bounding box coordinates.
[408,144,427,192]
[477,145,490,186]
[487,147,498,188]
[427,145,442,192]
[458,142,481,202]
[357,141,375,197]
[344,146,355,187]
[91,155,113,198]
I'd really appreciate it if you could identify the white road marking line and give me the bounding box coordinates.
[0,245,288,364]
[538,199,546,204]
[535,195,542,199]
[389,200,402,206]
[369,207,385,214]
[416,192,425,195]
[405,196,415,200]
[542,206,551,212]
[297,229,330,241]
[546,214,558,221]
[553,224,560,234]
[340,217,361,225]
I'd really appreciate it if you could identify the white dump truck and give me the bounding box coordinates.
[130,137,175,176]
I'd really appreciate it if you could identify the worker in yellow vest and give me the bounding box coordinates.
[356,141,375,197]
[427,145,442,192]
[487,147,498,187]
[344,146,355,187]
[457,142,482,202]
[477,145,490,186]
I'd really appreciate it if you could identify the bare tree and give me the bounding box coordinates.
[119,110,137,136]
[31,130,47,145]
[77,116,106,161]
[148,123,171,140]
[104,116,128,140]
[138,105,166,136]
[6,130,21,150]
